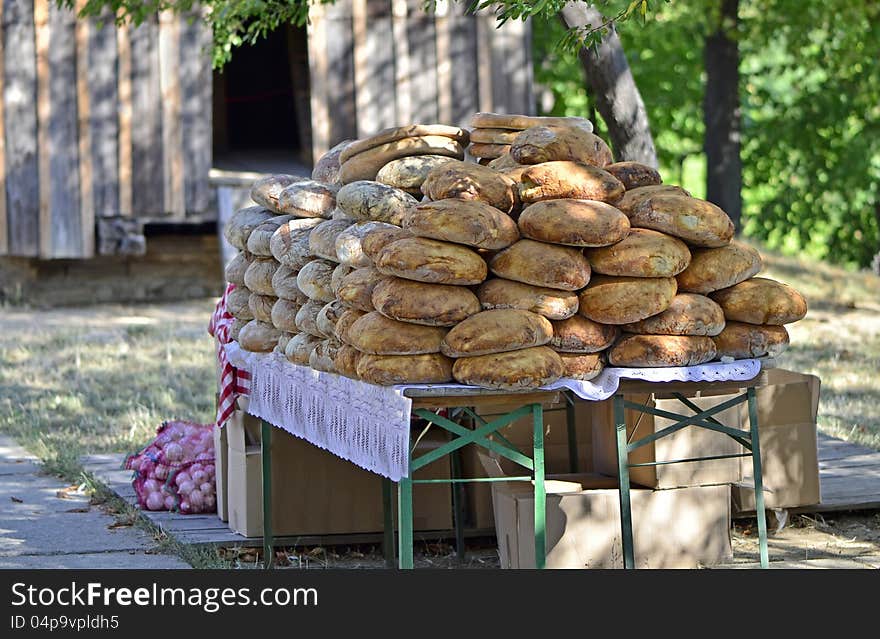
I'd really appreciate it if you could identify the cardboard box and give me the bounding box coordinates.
[491,471,732,569]
[213,422,229,522]
[732,369,821,513]
[591,392,744,489]
[226,410,453,537]
[462,400,594,529]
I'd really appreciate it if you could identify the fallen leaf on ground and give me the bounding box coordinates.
[65,507,90,513]
[10,496,23,503]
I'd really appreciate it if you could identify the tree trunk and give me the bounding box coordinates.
[704,0,743,230]
[558,3,657,168]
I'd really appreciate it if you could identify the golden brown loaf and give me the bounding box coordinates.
[630,194,735,247]
[226,287,253,321]
[559,352,605,381]
[229,318,246,341]
[489,239,591,291]
[518,161,624,204]
[487,154,521,171]
[622,293,726,336]
[238,320,282,353]
[470,128,521,144]
[360,226,413,262]
[271,264,308,301]
[371,277,481,326]
[476,278,579,320]
[578,275,678,324]
[277,180,338,218]
[608,334,717,367]
[248,293,276,323]
[312,139,355,185]
[246,215,295,256]
[712,322,790,359]
[316,300,348,339]
[250,175,306,212]
[243,258,280,296]
[339,135,465,183]
[584,228,691,278]
[334,343,363,378]
[710,277,807,325]
[335,181,418,225]
[348,312,448,355]
[469,143,511,160]
[336,221,403,268]
[271,298,302,333]
[224,251,252,286]
[284,333,323,365]
[330,263,353,295]
[403,199,520,250]
[336,267,387,311]
[376,154,456,194]
[440,309,554,357]
[471,112,593,131]
[518,199,630,247]
[510,126,613,166]
[357,353,454,385]
[295,259,337,303]
[340,125,469,162]
[224,206,275,250]
[421,160,516,212]
[550,315,619,353]
[294,299,326,337]
[374,237,488,285]
[269,218,323,269]
[676,241,763,294]
[334,308,368,344]
[308,219,353,261]
[452,346,564,391]
[616,184,690,217]
[604,162,662,190]
[309,339,342,373]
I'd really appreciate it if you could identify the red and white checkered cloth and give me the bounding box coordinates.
[208,283,251,427]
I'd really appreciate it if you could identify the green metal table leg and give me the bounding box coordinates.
[261,420,274,570]
[532,403,546,569]
[398,477,414,569]
[450,447,466,561]
[565,393,579,473]
[382,477,395,568]
[614,395,635,569]
[748,387,770,568]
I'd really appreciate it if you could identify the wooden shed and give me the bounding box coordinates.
[0,0,533,262]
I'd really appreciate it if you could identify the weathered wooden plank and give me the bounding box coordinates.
[307,4,330,161]
[503,18,532,115]
[406,1,438,122]
[324,3,358,145]
[116,23,133,216]
[355,0,395,135]
[448,4,479,126]
[475,12,493,113]
[3,0,40,255]
[434,1,452,123]
[129,14,164,216]
[488,14,511,114]
[159,11,184,218]
[85,15,119,219]
[391,0,411,124]
[0,0,5,254]
[74,1,94,256]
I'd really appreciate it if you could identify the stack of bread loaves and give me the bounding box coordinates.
[468,112,594,163]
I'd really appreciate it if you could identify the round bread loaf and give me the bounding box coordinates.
[477,278,579,320]
[271,264,309,301]
[630,194,734,247]
[489,239,590,291]
[470,128,520,144]
[224,206,275,250]
[608,334,717,367]
[710,277,807,325]
[225,251,253,286]
[518,199,629,247]
[271,298,302,332]
[578,275,677,324]
[452,346,563,390]
[243,258,280,296]
[334,343,363,378]
[469,143,511,159]
[336,181,418,225]
[440,309,553,357]
[277,180,338,218]
[340,135,465,183]
[250,174,306,212]
[277,331,296,353]
[360,225,413,261]
[309,339,341,373]
[616,184,690,217]
[312,139,355,185]
[585,228,691,278]
[227,286,253,321]
[284,333,322,365]
[294,299,326,337]
[375,237,487,285]
[403,199,520,250]
[712,322,790,359]
[229,318,246,341]
[330,263,353,295]
[604,162,662,190]
[510,126,613,166]
[550,316,618,353]
[357,353,454,385]
[559,352,605,381]
[331,206,355,221]
[676,241,763,294]
[316,300,348,339]
[336,267,386,311]
[622,293,725,336]
[487,154,521,171]
[372,277,481,326]
[421,160,516,212]
[348,312,447,355]
[238,320,281,353]
[246,215,295,256]
[340,125,469,163]
[471,112,593,132]
[269,218,324,268]
[518,162,624,204]
[248,293,276,323]
[296,259,336,302]
[375,154,455,194]
[335,221,398,268]
[334,308,368,344]
[305,219,350,262]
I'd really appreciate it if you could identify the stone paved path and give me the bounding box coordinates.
[0,436,189,569]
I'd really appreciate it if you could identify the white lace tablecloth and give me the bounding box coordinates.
[225,342,761,481]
